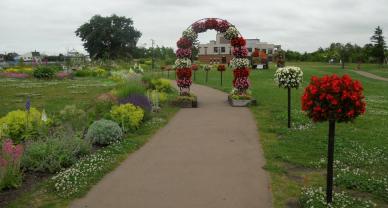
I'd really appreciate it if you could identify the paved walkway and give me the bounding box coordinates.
[71,83,272,208]
[351,70,388,82]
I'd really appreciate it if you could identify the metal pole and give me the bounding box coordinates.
[326,119,336,204]
[220,71,223,86]
[288,87,291,128]
[151,39,155,71]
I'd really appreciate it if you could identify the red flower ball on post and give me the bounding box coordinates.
[217,64,226,86]
[301,74,366,204]
[217,64,226,72]
[302,74,366,122]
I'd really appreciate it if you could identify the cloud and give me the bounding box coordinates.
[0,0,387,54]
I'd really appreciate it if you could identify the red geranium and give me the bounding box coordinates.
[177,37,192,49]
[217,64,226,72]
[252,49,260,57]
[231,37,246,47]
[233,68,250,78]
[176,68,192,79]
[191,64,198,71]
[302,74,366,122]
[205,18,218,30]
[192,22,206,33]
[216,20,230,32]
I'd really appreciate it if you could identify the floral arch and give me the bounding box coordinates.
[175,18,250,96]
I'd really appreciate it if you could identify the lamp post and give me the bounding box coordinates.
[151,39,155,71]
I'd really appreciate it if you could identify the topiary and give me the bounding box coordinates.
[33,66,55,79]
[85,119,123,145]
[110,104,144,132]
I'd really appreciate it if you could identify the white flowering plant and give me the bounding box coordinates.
[230,58,250,69]
[224,26,239,40]
[182,28,198,41]
[300,187,376,208]
[174,58,192,69]
[274,66,303,89]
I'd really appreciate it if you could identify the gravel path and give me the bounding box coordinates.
[71,83,272,208]
[351,70,388,82]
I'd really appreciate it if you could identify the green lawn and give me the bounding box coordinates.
[170,62,388,207]
[0,77,116,116]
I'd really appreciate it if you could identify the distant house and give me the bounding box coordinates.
[198,33,281,64]
[66,49,87,64]
[19,51,42,62]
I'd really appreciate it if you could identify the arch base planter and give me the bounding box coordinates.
[228,95,254,107]
[171,95,198,108]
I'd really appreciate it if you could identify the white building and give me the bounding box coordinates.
[198,33,281,63]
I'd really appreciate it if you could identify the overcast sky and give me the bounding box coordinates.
[1,0,387,55]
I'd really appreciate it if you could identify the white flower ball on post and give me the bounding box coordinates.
[274,66,303,128]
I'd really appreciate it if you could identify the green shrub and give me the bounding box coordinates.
[150,78,173,93]
[58,105,86,131]
[22,136,91,173]
[110,104,144,132]
[33,66,55,79]
[74,67,107,77]
[85,119,123,145]
[0,108,47,142]
[115,82,146,99]
[74,69,94,77]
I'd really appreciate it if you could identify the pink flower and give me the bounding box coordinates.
[0,156,8,167]
[2,139,24,161]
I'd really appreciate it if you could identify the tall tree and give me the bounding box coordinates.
[76,14,141,60]
[370,26,386,64]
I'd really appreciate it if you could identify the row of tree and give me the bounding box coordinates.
[75,15,387,67]
[285,26,387,66]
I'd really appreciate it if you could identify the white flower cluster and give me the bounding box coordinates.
[300,187,376,207]
[274,66,303,89]
[182,28,198,41]
[174,58,192,69]
[230,58,250,68]
[51,148,114,198]
[224,26,239,40]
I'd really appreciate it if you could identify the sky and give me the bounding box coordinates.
[0,0,387,55]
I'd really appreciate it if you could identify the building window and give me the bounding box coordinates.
[268,49,273,54]
[214,47,218,53]
[221,47,225,53]
[248,48,253,52]
[204,47,208,55]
